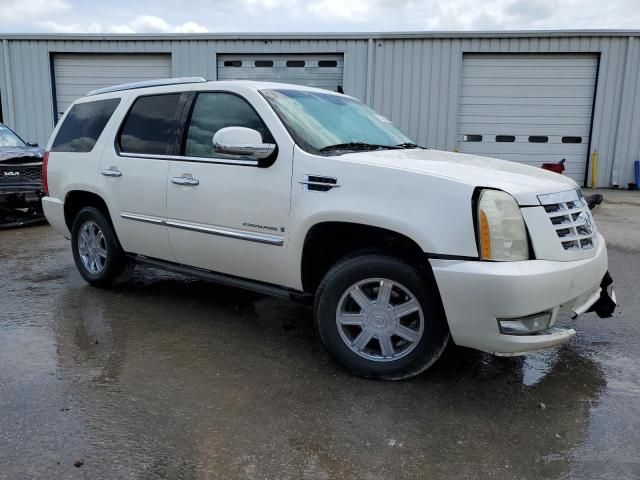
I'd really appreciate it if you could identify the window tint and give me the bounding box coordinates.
[184,92,274,158]
[496,135,515,142]
[51,98,120,152]
[118,94,183,155]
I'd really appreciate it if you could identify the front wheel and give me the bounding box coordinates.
[314,254,449,380]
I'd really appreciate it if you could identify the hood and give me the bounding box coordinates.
[339,148,578,205]
[0,146,45,164]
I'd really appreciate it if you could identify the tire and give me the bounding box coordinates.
[314,254,450,380]
[71,206,131,288]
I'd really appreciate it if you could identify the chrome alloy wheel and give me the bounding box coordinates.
[336,278,424,362]
[77,220,108,274]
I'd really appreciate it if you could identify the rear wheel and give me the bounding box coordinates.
[314,254,449,380]
[71,207,130,288]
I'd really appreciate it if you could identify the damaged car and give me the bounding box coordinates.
[0,122,46,228]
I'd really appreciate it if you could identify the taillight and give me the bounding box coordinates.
[42,151,49,195]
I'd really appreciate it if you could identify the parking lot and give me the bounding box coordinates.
[1,189,638,479]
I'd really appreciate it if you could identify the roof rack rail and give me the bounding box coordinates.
[87,77,207,96]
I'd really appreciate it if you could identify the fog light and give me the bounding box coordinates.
[498,311,553,335]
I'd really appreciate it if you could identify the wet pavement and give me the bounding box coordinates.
[1,191,639,479]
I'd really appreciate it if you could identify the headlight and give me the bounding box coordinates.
[477,189,529,261]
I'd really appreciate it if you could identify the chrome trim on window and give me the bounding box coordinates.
[120,212,283,246]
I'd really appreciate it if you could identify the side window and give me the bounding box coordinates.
[118,93,183,155]
[51,98,120,152]
[184,92,274,159]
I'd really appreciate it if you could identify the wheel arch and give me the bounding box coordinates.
[300,221,434,295]
[63,190,120,249]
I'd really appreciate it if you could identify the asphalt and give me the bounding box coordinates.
[1,189,639,479]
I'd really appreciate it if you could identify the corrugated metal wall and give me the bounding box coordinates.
[0,34,638,187]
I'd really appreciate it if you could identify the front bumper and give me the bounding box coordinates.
[430,233,609,355]
[0,184,43,208]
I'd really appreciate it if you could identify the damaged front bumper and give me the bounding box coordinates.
[430,234,616,355]
[586,271,617,318]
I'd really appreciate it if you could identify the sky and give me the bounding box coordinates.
[0,0,639,33]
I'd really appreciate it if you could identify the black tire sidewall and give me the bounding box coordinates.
[314,255,449,380]
[71,207,124,287]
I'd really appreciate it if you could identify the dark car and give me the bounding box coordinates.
[0,123,46,227]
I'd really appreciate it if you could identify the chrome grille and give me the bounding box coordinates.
[538,189,597,251]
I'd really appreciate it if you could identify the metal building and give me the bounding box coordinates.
[1,31,639,187]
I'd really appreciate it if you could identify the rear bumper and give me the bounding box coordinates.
[42,196,70,238]
[430,233,608,355]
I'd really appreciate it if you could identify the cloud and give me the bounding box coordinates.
[12,0,640,33]
[1,0,69,21]
[307,0,372,20]
[38,15,209,34]
[38,21,101,33]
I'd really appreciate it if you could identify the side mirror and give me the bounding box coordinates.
[212,127,276,161]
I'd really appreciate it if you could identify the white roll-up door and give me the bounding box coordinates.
[217,54,344,92]
[53,54,172,118]
[457,54,598,183]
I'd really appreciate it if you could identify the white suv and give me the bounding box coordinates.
[42,78,615,379]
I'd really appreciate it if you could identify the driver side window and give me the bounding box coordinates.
[184,92,274,158]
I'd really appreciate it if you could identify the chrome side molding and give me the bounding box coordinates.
[120,212,284,246]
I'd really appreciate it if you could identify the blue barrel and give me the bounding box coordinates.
[636,160,640,187]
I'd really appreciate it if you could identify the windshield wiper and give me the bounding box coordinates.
[395,142,421,149]
[319,142,402,152]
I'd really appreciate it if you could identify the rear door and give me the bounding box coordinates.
[98,91,188,261]
[165,90,294,287]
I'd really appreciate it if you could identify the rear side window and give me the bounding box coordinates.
[184,92,274,158]
[51,98,120,152]
[118,93,184,155]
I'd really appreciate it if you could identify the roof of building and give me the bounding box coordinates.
[1,30,639,41]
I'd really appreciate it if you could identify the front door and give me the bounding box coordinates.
[166,91,293,286]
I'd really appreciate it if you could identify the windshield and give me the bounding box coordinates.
[0,124,26,148]
[261,89,415,155]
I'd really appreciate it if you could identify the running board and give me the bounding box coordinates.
[128,254,312,304]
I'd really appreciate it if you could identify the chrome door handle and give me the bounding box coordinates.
[171,174,199,186]
[101,166,122,177]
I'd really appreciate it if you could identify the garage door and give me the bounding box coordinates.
[53,54,172,119]
[217,54,344,92]
[457,54,598,183]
